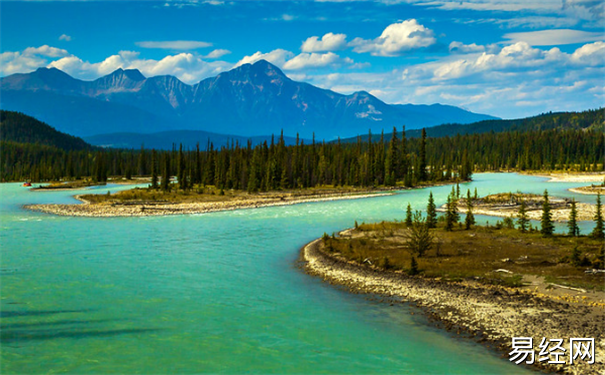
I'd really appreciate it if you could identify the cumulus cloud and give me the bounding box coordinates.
[301,33,348,52]
[46,50,231,83]
[503,29,604,46]
[0,45,70,76]
[203,49,231,59]
[283,52,353,70]
[570,40,605,65]
[59,34,72,42]
[235,48,355,71]
[135,40,212,50]
[349,19,436,56]
[234,49,294,68]
[449,41,485,54]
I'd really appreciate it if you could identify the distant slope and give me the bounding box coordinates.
[0,60,497,140]
[340,108,605,142]
[85,130,305,150]
[0,110,91,150]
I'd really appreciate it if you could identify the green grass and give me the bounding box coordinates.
[322,222,604,291]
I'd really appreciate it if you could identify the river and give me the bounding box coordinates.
[1,173,598,374]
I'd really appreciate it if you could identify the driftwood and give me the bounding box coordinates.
[494,269,513,274]
[548,283,587,293]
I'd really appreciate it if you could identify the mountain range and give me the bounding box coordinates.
[0,60,496,142]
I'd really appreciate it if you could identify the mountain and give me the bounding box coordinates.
[84,130,304,150]
[338,108,605,142]
[0,110,91,151]
[0,60,497,140]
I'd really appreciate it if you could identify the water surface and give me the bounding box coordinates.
[1,173,598,374]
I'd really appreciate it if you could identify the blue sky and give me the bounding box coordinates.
[1,0,604,118]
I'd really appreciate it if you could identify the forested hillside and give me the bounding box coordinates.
[0,111,91,151]
[343,108,604,141]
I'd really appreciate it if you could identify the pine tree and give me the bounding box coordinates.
[465,189,475,230]
[541,189,554,236]
[384,127,398,186]
[517,199,529,232]
[568,198,579,236]
[416,128,427,182]
[161,153,170,191]
[405,203,413,226]
[591,193,604,239]
[426,191,437,228]
[150,149,158,189]
[445,194,456,231]
[177,144,186,190]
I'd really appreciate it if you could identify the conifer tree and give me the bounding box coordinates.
[568,198,579,236]
[405,203,413,226]
[517,199,529,232]
[465,189,475,230]
[591,193,604,239]
[384,127,398,186]
[426,191,437,228]
[541,189,554,236]
[150,149,158,189]
[161,153,170,191]
[445,192,459,231]
[416,128,427,182]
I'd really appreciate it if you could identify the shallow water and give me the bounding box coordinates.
[1,173,598,374]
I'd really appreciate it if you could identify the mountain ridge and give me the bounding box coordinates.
[0,60,498,139]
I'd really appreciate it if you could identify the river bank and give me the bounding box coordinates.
[301,235,605,375]
[521,171,605,183]
[438,192,600,222]
[25,190,396,217]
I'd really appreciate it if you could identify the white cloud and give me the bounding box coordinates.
[349,19,436,56]
[59,34,72,42]
[449,41,485,54]
[235,49,354,71]
[281,14,295,21]
[44,50,231,84]
[301,33,348,52]
[0,45,70,76]
[283,52,353,70]
[203,49,231,59]
[135,40,212,50]
[234,49,294,68]
[570,41,605,65]
[23,45,69,58]
[503,29,604,46]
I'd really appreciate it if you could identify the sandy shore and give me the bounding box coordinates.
[524,172,605,183]
[443,202,599,222]
[570,186,605,196]
[25,191,395,217]
[301,236,605,375]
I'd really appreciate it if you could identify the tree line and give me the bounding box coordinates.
[2,126,603,188]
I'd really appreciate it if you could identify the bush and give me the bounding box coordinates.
[503,217,515,229]
[404,211,434,257]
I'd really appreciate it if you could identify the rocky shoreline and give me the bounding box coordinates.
[443,202,598,223]
[301,236,604,375]
[25,191,395,217]
[523,172,605,183]
[570,186,605,196]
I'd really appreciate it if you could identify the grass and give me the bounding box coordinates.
[80,184,393,204]
[321,220,605,291]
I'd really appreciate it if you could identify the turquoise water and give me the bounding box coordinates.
[1,173,599,374]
